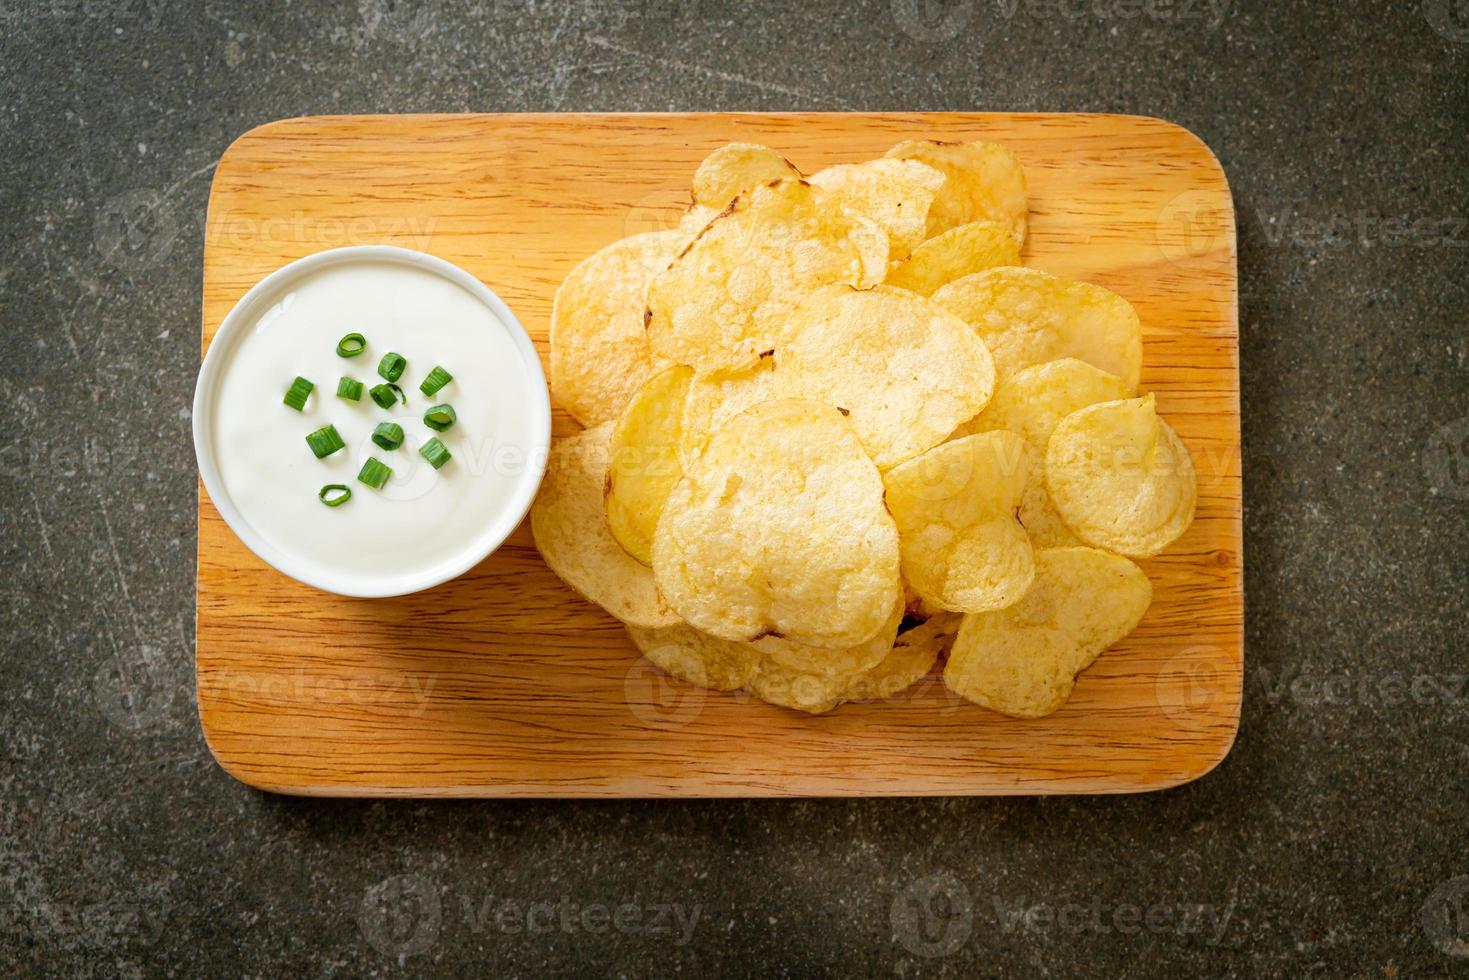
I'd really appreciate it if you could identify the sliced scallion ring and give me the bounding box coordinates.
[377,352,406,383]
[336,333,367,357]
[419,436,451,470]
[371,422,404,451]
[423,404,457,432]
[304,424,345,459]
[318,484,352,507]
[369,383,397,409]
[336,377,363,401]
[283,376,314,411]
[419,365,453,397]
[357,456,392,489]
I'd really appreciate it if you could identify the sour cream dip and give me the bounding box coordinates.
[194,247,550,596]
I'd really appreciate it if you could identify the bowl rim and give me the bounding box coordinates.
[192,245,551,598]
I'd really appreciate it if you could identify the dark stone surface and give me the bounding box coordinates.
[2,0,1466,976]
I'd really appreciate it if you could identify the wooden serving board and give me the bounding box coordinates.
[198,113,1241,797]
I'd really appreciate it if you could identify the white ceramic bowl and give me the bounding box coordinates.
[193,246,550,597]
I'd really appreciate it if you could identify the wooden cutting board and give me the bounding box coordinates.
[197,113,1241,797]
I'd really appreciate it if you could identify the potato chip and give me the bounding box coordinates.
[745,658,855,714]
[808,158,945,260]
[752,599,902,677]
[1010,490,1082,549]
[652,399,901,648]
[944,547,1151,717]
[625,622,759,691]
[531,424,679,628]
[774,285,995,470]
[606,365,694,565]
[884,139,1027,243]
[961,358,1135,547]
[539,133,1185,721]
[549,230,681,425]
[646,179,889,373]
[748,610,955,713]
[885,220,1021,297]
[676,203,720,250]
[896,612,964,655]
[966,358,1135,445]
[691,142,801,209]
[931,267,1143,389]
[678,356,779,469]
[1045,394,1197,557]
[883,431,1034,612]
[902,581,945,620]
[845,612,959,701]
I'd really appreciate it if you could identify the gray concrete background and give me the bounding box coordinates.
[2,0,1467,976]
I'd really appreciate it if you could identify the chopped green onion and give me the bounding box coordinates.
[420,365,453,396]
[371,422,404,451]
[419,436,451,470]
[318,484,351,507]
[388,383,407,405]
[336,377,363,401]
[304,424,345,459]
[423,404,457,432]
[357,456,392,489]
[377,352,406,382]
[283,376,313,411]
[336,333,367,357]
[369,383,397,409]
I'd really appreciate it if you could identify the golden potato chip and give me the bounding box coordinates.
[808,158,945,260]
[931,267,1143,389]
[966,358,1135,445]
[883,431,1034,613]
[646,179,889,373]
[652,399,901,648]
[1010,491,1081,550]
[745,658,855,714]
[944,547,1151,718]
[845,613,959,701]
[885,220,1021,297]
[752,599,902,677]
[549,230,681,425]
[748,610,955,713]
[691,142,801,209]
[1046,394,1198,557]
[676,203,720,250]
[896,612,964,656]
[606,365,694,565]
[531,424,679,628]
[774,285,995,470]
[902,581,946,620]
[678,356,779,470]
[884,139,1027,243]
[961,358,1135,547]
[625,622,759,691]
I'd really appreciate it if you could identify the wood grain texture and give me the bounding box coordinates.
[198,113,1241,797]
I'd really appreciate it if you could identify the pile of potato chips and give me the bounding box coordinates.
[534,139,1197,719]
